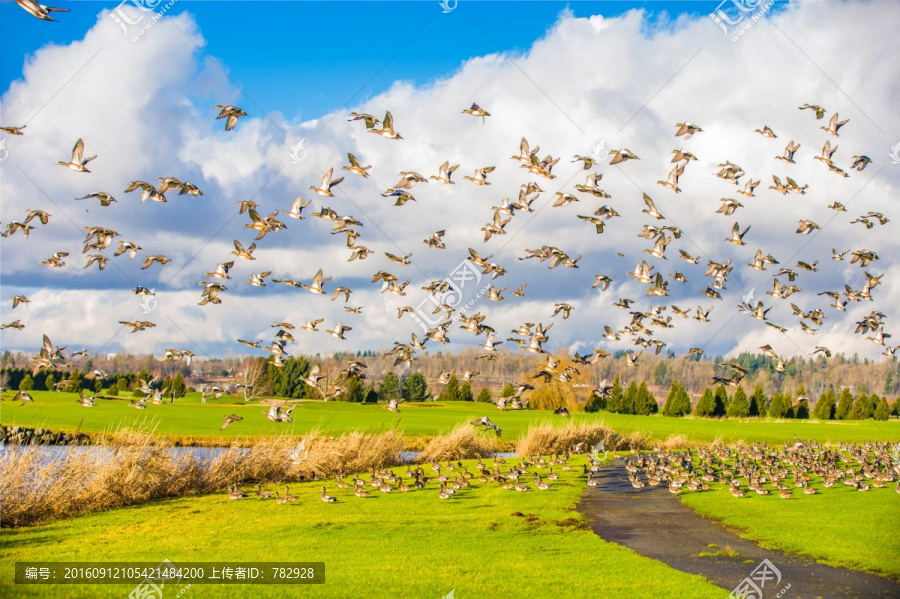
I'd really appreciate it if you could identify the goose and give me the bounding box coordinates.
[438,484,452,499]
[9,295,30,309]
[608,148,639,165]
[674,121,703,138]
[228,486,246,500]
[205,261,234,280]
[112,241,141,260]
[0,124,26,135]
[641,194,663,220]
[485,285,506,301]
[282,195,311,219]
[76,391,96,407]
[15,0,68,21]
[124,180,166,203]
[300,268,331,294]
[221,414,243,430]
[796,220,820,235]
[850,155,871,171]
[511,284,527,297]
[820,112,848,136]
[461,103,490,120]
[342,153,372,177]
[231,240,256,261]
[236,199,258,214]
[643,235,671,259]
[381,188,416,206]
[354,484,369,498]
[754,125,777,138]
[826,162,849,177]
[592,275,612,291]
[552,192,579,207]
[118,320,156,333]
[775,140,800,163]
[274,492,290,505]
[554,406,571,418]
[813,140,838,164]
[798,103,826,119]
[245,271,271,287]
[551,303,572,319]
[657,163,683,192]
[385,252,412,265]
[310,168,344,197]
[369,111,402,139]
[463,166,495,185]
[725,222,750,245]
[255,484,273,499]
[0,220,34,239]
[57,138,96,173]
[429,161,459,184]
[671,149,698,163]
[574,173,611,198]
[141,254,171,270]
[320,487,336,503]
[768,175,789,194]
[347,112,380,128]
[214,105,248,131]
[76,192,116,206]
[736,179,759,197]
[385,398,404,413]
[84,254,107,270]
[326,322,351,340]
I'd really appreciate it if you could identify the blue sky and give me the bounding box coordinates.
[1,1,714,120]
[1,0,896,362]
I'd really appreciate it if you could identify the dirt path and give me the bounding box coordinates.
[576,459,899,598]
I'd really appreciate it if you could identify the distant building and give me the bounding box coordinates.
[106,353,117,360]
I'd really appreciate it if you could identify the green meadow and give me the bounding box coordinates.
[0,457,725,599]
[2,390,898,445]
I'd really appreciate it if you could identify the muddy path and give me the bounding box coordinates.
[577,459,899,598]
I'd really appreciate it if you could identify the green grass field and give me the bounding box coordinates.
[0,457,726,598]
[680,482,900,581]
[2,390,898,445]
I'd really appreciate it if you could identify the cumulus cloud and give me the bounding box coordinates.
[1,1,898,363]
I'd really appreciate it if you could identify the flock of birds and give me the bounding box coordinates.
[227,448,598,503]
[1,2,894,429]
[622,438,900,498]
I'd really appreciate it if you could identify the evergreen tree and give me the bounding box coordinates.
[620,381,639,415]
[835,388,853,420]
[343,376,365,402]
[726,386,750,417]
[171,371,187,397]
[475,388,492,403]
[847,393,874,420]
[584,391,606,413]
[363,385,379,404]
[794,397,810,419]
[402,372,429,402]
[605,377,625,413]
[500,383,516,398]
[439,375,461,401]
[873,397,891,421]
[768,393,787,418]
[18,374,34,391]
[663,381,691,417]
[378,372,401,401]
[44,373,55,392]
[93,378,104,394]
[813,388,836,420]
[695,388,715,417]
[459,381,474,402]
[748,383,767,417]
[884,370,894,396]
[634,381,658,415]
[712,385,728,417]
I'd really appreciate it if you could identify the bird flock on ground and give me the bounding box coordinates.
[1,5,894,431]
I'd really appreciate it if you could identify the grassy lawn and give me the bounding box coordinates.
[680,475,900,580]
[0,457,725,598]
[2,390,899,445]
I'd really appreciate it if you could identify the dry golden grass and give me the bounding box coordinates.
[0,428,404,528]
[656,433,693,451]
[417,424,498,462]
[515,422,654,456]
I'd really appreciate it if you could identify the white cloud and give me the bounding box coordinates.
[1,1,898,364]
